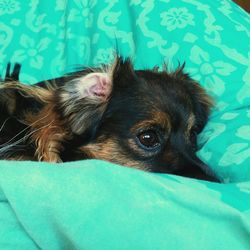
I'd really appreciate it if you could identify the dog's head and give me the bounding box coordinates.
[57,57,216,181]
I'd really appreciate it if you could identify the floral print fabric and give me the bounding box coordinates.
[0,0,249,182]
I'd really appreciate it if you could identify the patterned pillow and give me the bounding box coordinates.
[0,0,249,182]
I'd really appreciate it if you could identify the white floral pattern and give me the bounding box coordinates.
[70,0,97,28]
[188,45,236,96]
[160,7,194,31]
[12,35,51,69]
[93,48,115,65]
[0,0,20,15]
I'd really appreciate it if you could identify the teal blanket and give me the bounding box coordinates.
[1,160,250,249]
[0,0,250,249]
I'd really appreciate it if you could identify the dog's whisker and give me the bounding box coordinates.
[0,119,54,158]
[0,112,51,147]
[0,118,11,133]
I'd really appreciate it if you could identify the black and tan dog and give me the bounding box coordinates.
[0,57,218,181]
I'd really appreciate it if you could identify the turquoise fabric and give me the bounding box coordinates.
[0,0,249,182]
[1,160,250,250]
[0,0,250,249]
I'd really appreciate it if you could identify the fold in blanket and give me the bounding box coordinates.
[0,160,250,250]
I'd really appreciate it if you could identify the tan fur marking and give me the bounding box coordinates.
[0,81,52,103]
[131,111,171,134]
[7,155,35,161]
[25,103,70,162]
[79,138,150,171]
[1,81,71,162]
[185,113,195,139]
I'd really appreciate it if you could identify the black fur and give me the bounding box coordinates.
[0,58,218,181]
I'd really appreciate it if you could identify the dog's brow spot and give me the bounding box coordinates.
[185,114,195,139]
[131,111,171,134]
[187,114,195,131]
[153,111,171,128]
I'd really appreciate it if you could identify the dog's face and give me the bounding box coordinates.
[57,58,214,180]
[0,58,216,180]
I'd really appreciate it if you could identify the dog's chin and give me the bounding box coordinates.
[171,158,220,182]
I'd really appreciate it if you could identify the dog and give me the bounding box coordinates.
[0,57,218,181]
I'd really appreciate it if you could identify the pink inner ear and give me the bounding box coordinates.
[79,73,112,99]
[89,74,109,97]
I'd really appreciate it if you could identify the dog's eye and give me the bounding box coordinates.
[137,130,160,149]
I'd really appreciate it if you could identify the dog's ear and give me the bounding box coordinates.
[56,71,113,135]
[74,72,112,100]
[191,82,214,134]
[172,65,213,134]
[112,57,136,87]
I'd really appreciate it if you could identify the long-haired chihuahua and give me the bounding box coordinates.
[0,57,218,181]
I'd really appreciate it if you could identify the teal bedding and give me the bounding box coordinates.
[0,0,250,249]
[1,160,250,250]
